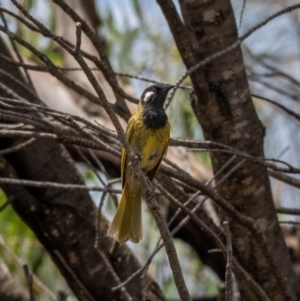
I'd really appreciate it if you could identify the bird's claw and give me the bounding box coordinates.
[146,177,152,186]
[144,178,155,200]
[131,155,140,166]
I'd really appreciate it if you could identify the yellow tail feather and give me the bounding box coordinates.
[107,183,142,244]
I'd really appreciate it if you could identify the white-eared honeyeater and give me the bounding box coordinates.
[107,84,174,243]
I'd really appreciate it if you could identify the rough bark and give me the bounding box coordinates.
[158,0,300,300]
[0,37,165,301]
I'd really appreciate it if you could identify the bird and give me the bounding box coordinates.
[107,84,174,244]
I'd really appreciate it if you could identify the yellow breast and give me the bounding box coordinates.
[126,107,170,172]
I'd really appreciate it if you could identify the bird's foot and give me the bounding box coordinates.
[146,176,152,186]
[129,155,140,167]
[144,178,155,201]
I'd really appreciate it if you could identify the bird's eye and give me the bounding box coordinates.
[152,87,157,92]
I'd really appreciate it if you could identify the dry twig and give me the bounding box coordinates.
[23,264,37,301]
[223,221,233,301]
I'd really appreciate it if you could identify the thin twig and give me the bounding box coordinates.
[253,94,300,123]
[52,0,137,106]
[54,250,96,301]
[0,196,13,212]
[188,147,300,174]
[269,169,300,189]
[249,74,299,102]
[76,148,106,186]
[94,191,107,248]
[0,24,104,107]
[87,149,119,208]
[238,0,247,29]
[0,95,120,144]
[115,72,191,90]
[0,236,59,301]
[0,177,121,193]
[245,45,300,88]
[65,115,120,156]
[0,138,35,155]
[165,158,246,235]
[23,264,37,301]
[95,248,133,301]
[0,11,35,91]
[276,207,300,216]
[167,155,238,228]
[279,221,300,225]
[0,129,121,155]
[223,221,233,301]
[0,66,40,104]
[74,22,82,55]
[166,3,300,108]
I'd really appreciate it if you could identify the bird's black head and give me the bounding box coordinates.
[140,84,174,108]
[140,84,174,129]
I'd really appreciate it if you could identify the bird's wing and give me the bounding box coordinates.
[121,116,136,188]
[146,135,170,181]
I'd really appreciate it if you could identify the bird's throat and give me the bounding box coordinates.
[142,106,168,129]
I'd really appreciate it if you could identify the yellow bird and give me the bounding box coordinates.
[107,84,174,244]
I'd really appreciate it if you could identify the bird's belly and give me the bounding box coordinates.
[132,126,169,171]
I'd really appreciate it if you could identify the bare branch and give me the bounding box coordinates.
[269,170,300,189]
[0,129,121,154]
[0,11,35,91]
[53,250,96,301]
[238,0,247,29]
[74,22,82,55]
[64,115,120,156]
[223,221,233,301]
[115,72,191,90]
[245,45,300,88]
[0,196,13,212]
[188,147,300,174]
[166,3,300,107]
[0,236,59,301]
[253,94,300,123]
[279,221,300,225]
[0,24,104,107]
[0,138,35,155]
[276,207,300,216]
[23,265,36,301]
[94,192,106,249]
[0,177,121,193]
[52,0,137,107]
[240,3,300,40]
[95,249,133,301]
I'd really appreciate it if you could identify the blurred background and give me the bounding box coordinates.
[0,0,300,300]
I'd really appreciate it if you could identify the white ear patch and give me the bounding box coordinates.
[143,91,155,103]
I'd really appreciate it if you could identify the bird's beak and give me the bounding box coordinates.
[163,85,175,92]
